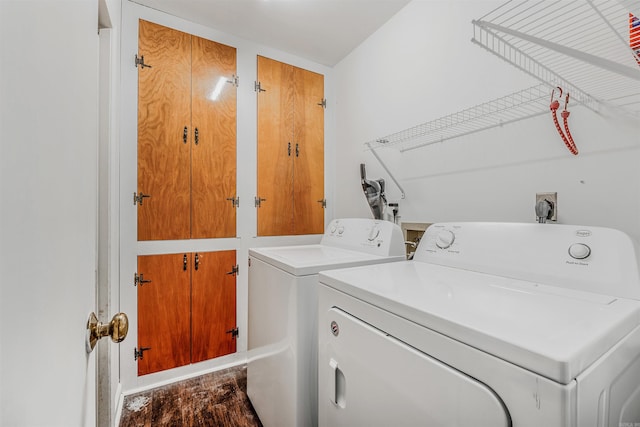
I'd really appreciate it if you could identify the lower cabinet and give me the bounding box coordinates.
[136,250,237,376]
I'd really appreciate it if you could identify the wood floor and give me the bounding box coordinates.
[119,365,263,427]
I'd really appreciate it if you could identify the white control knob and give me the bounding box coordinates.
[337,226,345,235]
[569,243,591,260]
[436,230,455,249]
[330,225,337,234]
[368,226,380,241]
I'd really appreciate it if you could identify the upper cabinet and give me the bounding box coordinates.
[137,20,237,241]
[256,55,325,236]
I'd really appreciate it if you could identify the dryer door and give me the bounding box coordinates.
[320,308,511,427]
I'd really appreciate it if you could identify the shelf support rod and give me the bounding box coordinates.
[366,143,406,199]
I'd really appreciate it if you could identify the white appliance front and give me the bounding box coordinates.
[318,222,640,427]
[247,218,405,427]
[325,306,511,427]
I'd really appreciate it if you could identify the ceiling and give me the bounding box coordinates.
[130,0,411,66]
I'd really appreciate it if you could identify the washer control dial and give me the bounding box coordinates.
[338,226,345,235]
[368,226,380,241]
[569,243,591,260]
[436,230,456,249]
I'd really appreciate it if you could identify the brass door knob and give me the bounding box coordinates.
[86,312,129,353]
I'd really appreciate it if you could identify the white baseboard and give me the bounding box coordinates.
[113,382,123,427]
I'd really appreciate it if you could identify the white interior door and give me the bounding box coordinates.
[0,2,100,426]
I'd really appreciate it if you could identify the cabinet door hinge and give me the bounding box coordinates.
[226,327,239,339]
[255,197,266,208]
[133,192,151,206]
[317,199,327,208]
[134,54,152,69]
[134,273,151,286]
[226,196,240,208]
[134,347,151,360]
[254,81,266,92]
[318,98,327,108]
[226,264,239,276]
[228,74,239,87]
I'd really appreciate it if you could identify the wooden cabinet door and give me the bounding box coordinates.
[137,253,191,376]
[137,20,192,240]
[191,37,237,239]
[257,56,295,236]
[257,56,324,236]
[293,67,325,235]
[191,250,237,363]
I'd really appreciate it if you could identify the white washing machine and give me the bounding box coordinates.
[318,222,640,427]
[247,218,406,427]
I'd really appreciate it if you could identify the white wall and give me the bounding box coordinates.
[334,1,640,242]
[117,1,336,392]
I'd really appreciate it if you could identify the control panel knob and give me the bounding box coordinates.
[338,226,345,235]
[568,243,591,260]
[330,224,337,234]
[368,226,380,241]
[435,230,455,249]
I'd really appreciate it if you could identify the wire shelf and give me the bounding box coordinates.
[365,0,639,153]
[472,0,640,116]
[363,1,640,196]
[365,84,551,151]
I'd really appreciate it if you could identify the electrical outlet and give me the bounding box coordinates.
[536,192,557,222]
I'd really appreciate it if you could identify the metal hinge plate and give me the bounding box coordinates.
[254,81,266,92]
[318,198,327,208]
[228,74,239,87]
[134,346,151,361]
[133,192,151,206]
[134,54,152,69]
[318,98,327,108]
[134,273,151,286]
[226,264,239,276]
[226,196,240,208]
[226,327,239,339]
[255,197,266,208]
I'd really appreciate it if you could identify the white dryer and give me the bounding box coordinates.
[318,222,640,427]
[247,218,405,427]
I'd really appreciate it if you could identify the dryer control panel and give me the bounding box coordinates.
[321,218,405,257]
[415,222,640,300]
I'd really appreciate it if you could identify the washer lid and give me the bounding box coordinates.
[319,261,640,384]
[249,245,404,276]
